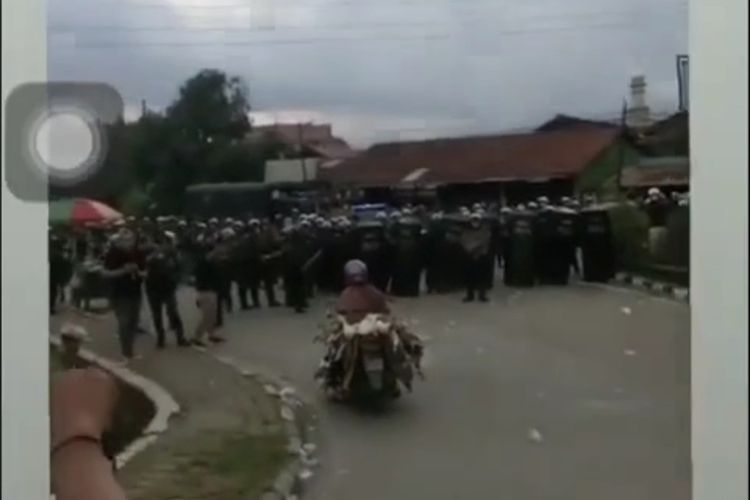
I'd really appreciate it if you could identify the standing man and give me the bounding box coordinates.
[461,212,492,302]
[234,222,258,310]
[390,217,424,297]
[245,219,264,308]
[280,227,311,313]
[192,238,225,346]
[144,231,188,349]
[101,228,145,364]
[49,232,68,315]
[215,228,236,324]
[258,221,282,307]
[424,213,446,294]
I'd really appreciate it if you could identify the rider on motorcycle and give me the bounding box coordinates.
[336,259,389,323]
[326,259,404,399]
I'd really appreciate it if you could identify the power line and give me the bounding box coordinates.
[51,9,635,28]
[50,20,457,33]
[67,33,450,48]
[61,20,650,49]
[49,5,684,33]
[82,0,687,9]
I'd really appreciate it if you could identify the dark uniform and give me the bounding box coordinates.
[318,227,353,294]
[533,208,558,284]
[144,243,187,347]
[504,210,536,287]
[579,205,616,282]
[497,213,511,272]
[554,208,579,284]
[390,219,424,297]
[282,230,311,313]
[482,215,501,292]
[441,216,467,292]
[460,218,492,302]
[215,253,234,325]
[355,221,392,294]
[49,235,68,314]
[235,230,262,309]
[424,219,446,294]
[314,227,336,294]
[257,227,282,307]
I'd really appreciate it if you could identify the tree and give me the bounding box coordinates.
[166,69,251,144]
[95,69,296,212]
[200,140,266,183]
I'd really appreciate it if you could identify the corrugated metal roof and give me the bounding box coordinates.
[401,167,430,183]
[620,160,689,188]
[636,156,689,168]
[320,128,619,187]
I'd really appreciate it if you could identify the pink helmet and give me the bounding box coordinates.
[343,259,369,285]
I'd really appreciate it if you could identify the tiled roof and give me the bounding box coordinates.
[320,128,619,187]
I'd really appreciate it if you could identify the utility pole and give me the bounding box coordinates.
[615,98,628,196]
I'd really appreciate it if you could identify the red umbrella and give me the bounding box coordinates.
[49,198,124,226]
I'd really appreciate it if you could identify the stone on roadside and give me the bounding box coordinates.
[280,406,295,422]
[528,428,543,443]
[302,443,317,454]
[280,387,296,398]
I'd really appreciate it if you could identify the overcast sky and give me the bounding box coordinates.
[48,0,687,147]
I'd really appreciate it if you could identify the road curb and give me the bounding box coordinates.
[613,272,690,303]
[49,335,181,469]
[207,353,313,500]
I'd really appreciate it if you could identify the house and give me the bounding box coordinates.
[628,111,689,157]
[535,109,690,193]
[247,123,357,163]
[246,122,358,183]
[619,156,690,194]
[319,128,623,206]
[535,114,618,132]
[611,111,690,196]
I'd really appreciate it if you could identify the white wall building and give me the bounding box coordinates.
[264,157,320,183]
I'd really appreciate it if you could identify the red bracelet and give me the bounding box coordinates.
[51,435,102,458]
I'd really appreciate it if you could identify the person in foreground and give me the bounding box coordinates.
[101,228,145,364]
[335,259,390,323]
[51,367,127,500]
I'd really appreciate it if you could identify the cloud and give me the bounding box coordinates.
[48,0,688,146]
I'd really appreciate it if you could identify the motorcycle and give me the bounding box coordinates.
[314,313,424,404]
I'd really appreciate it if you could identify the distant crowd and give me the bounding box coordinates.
[48,188,688,363]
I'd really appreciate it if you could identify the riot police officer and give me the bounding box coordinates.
[390,217,424,297]
[144,231,188,348]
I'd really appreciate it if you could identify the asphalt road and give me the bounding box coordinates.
[208,283,691,500]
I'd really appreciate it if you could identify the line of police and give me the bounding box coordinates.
[61,196,612,302]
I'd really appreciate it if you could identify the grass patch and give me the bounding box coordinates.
[129,431,290,500]
[210,433,289,496]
